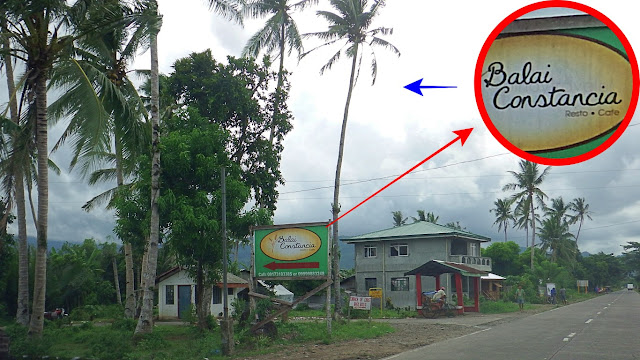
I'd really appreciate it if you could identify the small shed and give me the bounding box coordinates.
[156,267,248,320]
[481,273,505,300]
[405,260,488,314]
[257,280,294,303]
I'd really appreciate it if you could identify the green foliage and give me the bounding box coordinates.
[391,211,407,227]
[168,51,292,212]
[47,239,125,310]
[577,252,625,288]
[483,241,522,276]
[69,304,124,321]
[111,318,138,331]
[5,324,53,357]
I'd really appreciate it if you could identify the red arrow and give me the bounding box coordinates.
[264,261,320,271]
[327,128,473,227]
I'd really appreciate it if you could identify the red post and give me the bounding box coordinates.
[435,274,441,290]
[474,277,480,312]
[416,273,422,308]
[455,273,463,314]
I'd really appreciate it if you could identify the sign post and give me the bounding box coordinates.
[251,222,331,334]
[369,287,383,314]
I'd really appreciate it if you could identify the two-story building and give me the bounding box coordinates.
[344,221,491,309]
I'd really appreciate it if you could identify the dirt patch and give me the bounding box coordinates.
[238,305,559,360]
[238,321,476,360]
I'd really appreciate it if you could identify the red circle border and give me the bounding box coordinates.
[474,1,640,166]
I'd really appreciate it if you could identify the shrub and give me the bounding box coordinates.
[294,302,311,311]
[111,318,137,331]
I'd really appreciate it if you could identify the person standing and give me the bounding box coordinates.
[515,285,525,312]
[559,287,567,305]
[550,287,557,305]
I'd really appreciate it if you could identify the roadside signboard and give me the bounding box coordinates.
[253,222,329,279]
[349,296,372,310]
[577,280,589,287]
[368,288,382,298]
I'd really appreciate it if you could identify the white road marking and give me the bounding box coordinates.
[563,338,569,342]
[604,307,608,309]
[586,319,593,324]
[568,333,576,338]
[597,311,601,315]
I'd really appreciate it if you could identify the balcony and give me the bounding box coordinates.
[448,255,492,272]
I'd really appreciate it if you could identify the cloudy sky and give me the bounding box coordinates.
[5,0,640,256]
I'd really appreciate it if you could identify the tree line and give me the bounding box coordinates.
[1,0,399,338]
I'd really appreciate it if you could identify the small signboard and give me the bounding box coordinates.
[253,223,329,279]
[577,280,589,287]
[369,288,382,298]
[349,296,372,310]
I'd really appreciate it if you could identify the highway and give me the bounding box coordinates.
[385,290,640,360]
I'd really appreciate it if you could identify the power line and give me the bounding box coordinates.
[278,184,640,201]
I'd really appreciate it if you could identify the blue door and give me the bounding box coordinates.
[178,285,191,319]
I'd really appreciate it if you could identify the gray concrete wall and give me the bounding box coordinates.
[353,237,457,309]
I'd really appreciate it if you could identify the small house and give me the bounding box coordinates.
[156,267,248,320]
[480,273,505,300]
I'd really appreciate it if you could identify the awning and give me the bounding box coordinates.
[404,260,488,278]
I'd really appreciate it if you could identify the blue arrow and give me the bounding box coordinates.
[404,78,457,96]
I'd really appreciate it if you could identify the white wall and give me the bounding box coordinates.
[157,270,245,320]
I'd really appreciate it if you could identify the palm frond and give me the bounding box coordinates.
[207,0,244,25]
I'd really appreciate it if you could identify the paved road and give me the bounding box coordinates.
[384,290,640,360]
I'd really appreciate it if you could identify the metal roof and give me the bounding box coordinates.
[344,221,491,243]
[404,260,488,278]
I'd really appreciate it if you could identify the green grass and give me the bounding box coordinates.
[479,300,536,314]
[6,318,394,360]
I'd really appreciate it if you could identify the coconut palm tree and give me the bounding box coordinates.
[48,0,157,319]
[411,209,426,223]
[544,197,571,224]
[242,0,317,144]
[391,210,407,227]
[490,198,514,242]
[1,17,31,326]
[503,160,551,270]
[1,0,117,336]
[135,0,161,336]
[301,0,399,317]
[538,213,576,264]
[568,197,592,245]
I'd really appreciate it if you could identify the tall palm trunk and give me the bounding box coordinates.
[2,29,30,326]
[113,134,136,315]
[529,193,536,270]
[268,19,287,146]
[135,16,160,334]
[110,256,122,304]
[29,73,49,337]
[331,43,359,318]
[124,242,136,316]
[575,219,583,245]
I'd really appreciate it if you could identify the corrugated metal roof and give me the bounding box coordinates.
[344,221,491,242]
[404,260,488,278]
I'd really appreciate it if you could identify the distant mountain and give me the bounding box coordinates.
[27,236,69,252]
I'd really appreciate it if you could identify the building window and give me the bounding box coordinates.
[165,285,175,305]
[390,244,408,257]
[228,288,234,296]
[391,277,409,291]
[364,246,377,258]
[213,287,222,304]
[471,243,478,257]
[365,278,377,291]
